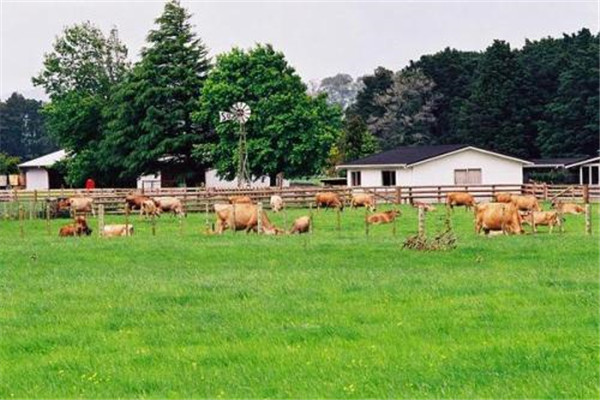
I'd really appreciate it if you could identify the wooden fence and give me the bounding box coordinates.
[0,183,597,218]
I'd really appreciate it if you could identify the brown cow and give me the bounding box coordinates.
[351,194,375,211]
[229,195,253,204]
[101,224,134,237]
[552,201,585,215]
[493,192,513,203]
[140,199,160,218]
[214,203,283,235]
[511,195,541,212]
[154,196,185,217]
[475,202,523,235]
[366,210,400,225]
[289,216,311,234]
[58,197,95,216]
[125,194,155,212]
[315,192,344,211]
[446,192,476,210]
[59,216,92,237]
[521,210,562,233]
[412,201,436,212]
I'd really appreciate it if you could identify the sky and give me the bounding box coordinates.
[0,0,597,101]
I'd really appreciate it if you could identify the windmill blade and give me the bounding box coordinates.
[230,102,251,124]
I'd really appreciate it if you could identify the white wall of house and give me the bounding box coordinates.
[137,173,161,190]
[346,149,524,187]
[24,168,49,190]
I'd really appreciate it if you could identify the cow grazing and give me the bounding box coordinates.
[446,192,476,210]
[366,210,400,225]
[351,194,375,211]
[59,216,92,237]
[214,203,283,235]
[58,197,95,216]
[270,195,284,212]
[315,192,344,211]
[552,201,584,215]
[289,216,311,234]
[475,202,523,235]
[141,199,160,218]
[521,210,562,233]
[412,201,436,212]
[493,192,513,203]
[101,224,134,237]
[125,194,155,212]
[228,195,253,204]
[154,196,185,217]
[511,195,541,212]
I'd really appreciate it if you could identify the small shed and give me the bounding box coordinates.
[336,145,532,187]
[18,150,67,190]
[566,156,600,185]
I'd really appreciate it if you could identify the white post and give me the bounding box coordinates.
[580,167,583,185]
[588,166,592,186]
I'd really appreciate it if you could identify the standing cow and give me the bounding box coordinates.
[474,202,523,235]
[58,197,95,216]
[214,203,282,235]
[154,197,185,217]
[511,195,540,212]
[315,192,344,211]
[270,195,284,212]
[351,194,375,211]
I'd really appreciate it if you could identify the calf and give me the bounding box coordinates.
[552,201,584,215]
[521,210,562,233]
[366,210,400,225]
[102,224,134,237]
[412,201,436,212]
[289,216,311,234]
[270,195,284,212]
[351,194,375,211]
[446,192,476,211]
[141,199,160,218]
[315,192,344,211]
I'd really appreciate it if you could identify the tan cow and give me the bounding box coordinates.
[214,203,282,235]
[141,199,160,218]
[154,196,185,217]
[475,202,523,235]
[493,192,513,203]
[228,195,253,204]
[511,195,541,212]
[289,216,311,234]
[101,224,134,237]
[366,210,400,225]
[552,201,585,215]
[446,192,476,210]
[59,196,95,216]
[521,210,562,233]
[125,194,155,212]
[315,192,344,211]
[270,195,284,212]
[59,216,92,237]
[351,194,375,211]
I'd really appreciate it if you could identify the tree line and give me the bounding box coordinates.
[1,0,597,183]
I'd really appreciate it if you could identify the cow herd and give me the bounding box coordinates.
[54,190,587,238]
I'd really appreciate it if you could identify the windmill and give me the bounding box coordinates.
[219,102,252,187]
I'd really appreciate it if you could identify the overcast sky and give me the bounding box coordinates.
[0,0,597,101]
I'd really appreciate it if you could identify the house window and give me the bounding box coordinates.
[351,171,361,186]
[454,168,482,185]
[381,170,396,186]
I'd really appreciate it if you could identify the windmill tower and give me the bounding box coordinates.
[219,102,252,187]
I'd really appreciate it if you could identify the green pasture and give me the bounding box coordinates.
[0,204,598,399]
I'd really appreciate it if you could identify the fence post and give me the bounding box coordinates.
[33,190,38,219]
[257,202,263,234]
[309,203,314,234]
[437,186,441,203]
[124,204,131,237]
[585,204,591,235]
[336,207,341,237]
[205,202,210,232]
[543,183,548,201]
[365,207,369,237]
[19,205,24,239]
[408,187,413,205]
[151,212,156,236]
[46,204,51,236]
[418,206,425,237]
[583,185,589,204]
[395,187,402,204]
[98,204,105,237]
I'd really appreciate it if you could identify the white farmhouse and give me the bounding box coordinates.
[337,145,532,187]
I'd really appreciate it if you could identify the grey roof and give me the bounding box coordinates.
[526,157,588,167]
[341,144,468,166]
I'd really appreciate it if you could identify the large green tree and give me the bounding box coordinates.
[32,22,129,186]
[195,44,342,183]
[338,114,379,162]
[0,92,56,160]
[103,0,211,185]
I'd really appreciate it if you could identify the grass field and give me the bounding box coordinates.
[0,203,598,399]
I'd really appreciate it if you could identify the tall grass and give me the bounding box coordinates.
[0,204,598,398]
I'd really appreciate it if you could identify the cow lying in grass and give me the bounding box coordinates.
[101,224,134,237]
[552,201,584,215]
[59,216,92,237]
[289,216,311,234]
[366,210,400,225]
